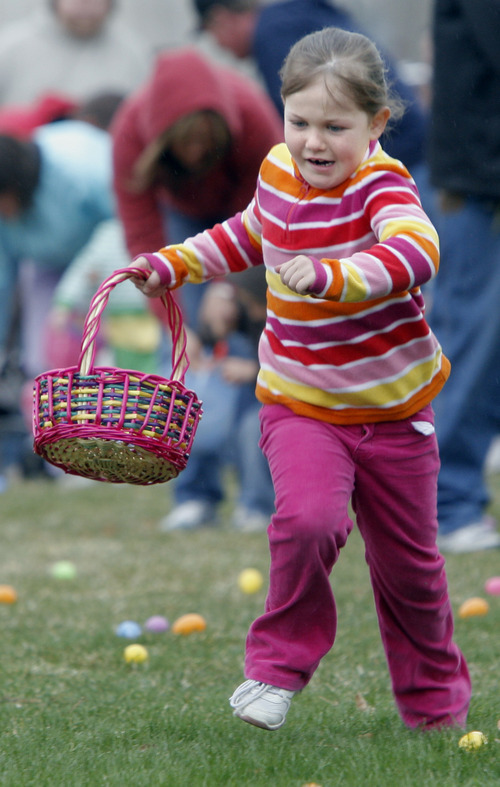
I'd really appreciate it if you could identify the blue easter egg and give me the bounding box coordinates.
[115,620,142,638]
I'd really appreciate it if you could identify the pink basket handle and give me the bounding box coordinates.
[77,267,190,381]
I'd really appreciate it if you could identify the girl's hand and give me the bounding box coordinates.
[130,255,165,298]
[277,256,317,294]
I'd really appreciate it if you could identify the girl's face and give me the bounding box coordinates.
[284,74,389,190]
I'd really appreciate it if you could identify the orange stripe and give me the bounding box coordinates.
[267,287,394,321]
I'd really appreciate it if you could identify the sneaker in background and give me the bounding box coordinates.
[437,515,500,554]
[159,500,217,532]
[232,506,270,533]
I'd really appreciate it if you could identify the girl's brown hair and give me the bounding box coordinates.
[280,27,405,126]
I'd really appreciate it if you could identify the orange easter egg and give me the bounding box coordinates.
[172,613,207,635]
[0,584,18,603]
[458,597,489,618]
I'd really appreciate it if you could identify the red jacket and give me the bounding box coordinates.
[111,48,283,258]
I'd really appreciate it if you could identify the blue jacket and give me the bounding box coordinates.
[253,0,427,168]
[0,120,114,345]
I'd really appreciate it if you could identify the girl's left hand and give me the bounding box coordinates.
[277,255,316,294]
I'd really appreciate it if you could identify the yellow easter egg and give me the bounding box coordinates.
[124,644,149,664]
[172,613,207,635]
[458,597,489,618]
[458,731,487,750]
[238,568,264,594]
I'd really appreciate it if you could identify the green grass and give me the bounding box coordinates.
[0,472,499,786]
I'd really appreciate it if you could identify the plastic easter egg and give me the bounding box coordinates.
[172,613,207,635]
[50,560,77,580]
[144,615,169,633]
[115,620,142,638]
[0,584,17,603]
[458,731,487,750]
[238,568,264,594]
[484,576,500,596]
[124,644,148,664]
[458,597,489,618]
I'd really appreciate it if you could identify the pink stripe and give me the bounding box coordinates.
[259,335,440,394]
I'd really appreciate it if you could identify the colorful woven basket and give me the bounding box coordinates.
[32,267,202,485]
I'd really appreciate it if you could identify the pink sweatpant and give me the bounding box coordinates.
[245,403,471,729]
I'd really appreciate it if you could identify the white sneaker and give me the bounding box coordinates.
[229,679,295,730]
[159,501,216,532]
[437,516,500,554]
[486,436,500,474]
[232,506,270,533]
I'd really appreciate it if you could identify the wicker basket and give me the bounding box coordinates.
[32,267,202,485]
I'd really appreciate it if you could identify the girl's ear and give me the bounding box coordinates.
[369,106,391,140]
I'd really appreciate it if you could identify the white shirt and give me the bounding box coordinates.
[0,8,154,105]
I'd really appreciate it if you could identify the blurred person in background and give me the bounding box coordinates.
[0,0,153,106]
[0,119,114,366]
[426,0,500,553]
[192,0,427,173]
[0,92,77,138]
[111,46,283,328]
[0,114,116,483]
[0,0,152,484]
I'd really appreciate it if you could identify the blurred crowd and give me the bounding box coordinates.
[0,0,498,552]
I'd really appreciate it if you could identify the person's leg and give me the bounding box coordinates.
[17,262,63,477]
[0,254,17,353]
[429,196,500,539]
[244,405,355,691]
[173,452,223,506]
[19,261,62,377]
[160,359,237,531]
[232,403,275,531]
[353,408,471,729]
[159,451,223,531]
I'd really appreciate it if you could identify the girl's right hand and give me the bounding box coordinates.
[130,254,169,298]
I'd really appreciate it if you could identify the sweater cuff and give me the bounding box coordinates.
[308,258,329,296]
[133,252,173,288]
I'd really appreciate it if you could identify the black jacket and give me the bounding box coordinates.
[428,0,500,199]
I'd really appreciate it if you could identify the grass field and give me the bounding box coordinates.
[0,470,499,786]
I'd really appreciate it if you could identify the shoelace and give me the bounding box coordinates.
[229,681,285,711]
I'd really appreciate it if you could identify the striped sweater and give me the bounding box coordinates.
[149,140,448,424]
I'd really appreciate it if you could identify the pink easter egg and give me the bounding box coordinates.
[484,576,500,596]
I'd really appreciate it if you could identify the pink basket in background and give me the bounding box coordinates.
[32,268,202,485]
